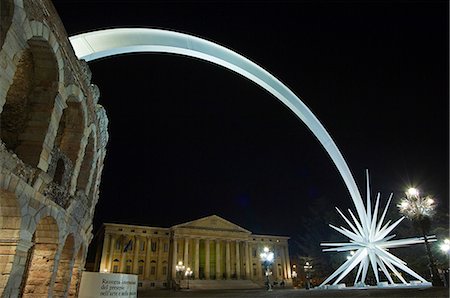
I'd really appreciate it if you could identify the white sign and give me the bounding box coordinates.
[78,272,137,298]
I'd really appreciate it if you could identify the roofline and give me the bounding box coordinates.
[103,222,170,230]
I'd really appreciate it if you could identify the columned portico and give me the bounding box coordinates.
[96,216,292,289]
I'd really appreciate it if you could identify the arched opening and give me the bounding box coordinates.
[20,216,59,297]
[53,158,65,185]
[0,0,13,49]
[54,101,84,166]
[54,234,75,297]
[0,38,58,168]
[76,132,94,192]
[67,245,84,297]
[0,189,21,296]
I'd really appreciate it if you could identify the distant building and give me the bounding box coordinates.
[94,215,292,289]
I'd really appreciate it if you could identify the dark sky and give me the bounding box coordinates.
[52,1,448,240]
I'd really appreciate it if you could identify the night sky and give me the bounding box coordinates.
[52,1,448,242]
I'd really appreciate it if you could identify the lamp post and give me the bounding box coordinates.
[260,247,274,291]
[185,267,193,289]
[175,261,185,288]
[398,187,443,286]
[303,261,313,289]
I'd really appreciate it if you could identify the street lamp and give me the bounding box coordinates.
[175,261,185,285]
[303,261,313,289]
[260,247,274,291]
[440,239,450,253]
[398,187,443,286]
[185,267,193,289]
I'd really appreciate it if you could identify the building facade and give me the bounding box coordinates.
[95,215,292,289]
[0,0,108,296]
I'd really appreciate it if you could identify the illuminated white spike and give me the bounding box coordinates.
[320,171,431,287]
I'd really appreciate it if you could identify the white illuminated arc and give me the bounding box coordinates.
[69,28,365,216]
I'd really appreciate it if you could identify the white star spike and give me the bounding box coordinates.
[320,170,434,287]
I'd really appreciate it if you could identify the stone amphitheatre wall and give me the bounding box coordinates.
[0,0,109,296]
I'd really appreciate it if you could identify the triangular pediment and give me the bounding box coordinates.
[172,215,251,234]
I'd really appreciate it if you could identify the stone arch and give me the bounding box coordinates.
[0,36,59,168]
[68,244,85,297]
[54,99,85,167]
[20,215,59,297]
[0,0,14,50]
[0,188,21,296]
[54,234,75,297]
[76,127,96,192]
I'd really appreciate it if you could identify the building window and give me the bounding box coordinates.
[163,243,168,252]
[252,249,256,257]
[150,282,155,287]
[154,231,158,234]
[138,265,144,275]
[113,265,119,273]
[126,265,131,273]
[116,241,121,251]
[125,240,133,252]
[151,241,157,252]
[162,266,167,275]
[140,241,145,251]
[151,266,156,275]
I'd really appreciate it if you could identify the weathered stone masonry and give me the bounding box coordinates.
[0,0,108,297]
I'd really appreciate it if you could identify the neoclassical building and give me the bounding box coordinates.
[94,215,292,289]
[0,0,108,296]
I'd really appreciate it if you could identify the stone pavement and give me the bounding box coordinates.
[138,287,449,298]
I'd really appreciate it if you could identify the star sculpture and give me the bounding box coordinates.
[320,171,434,287]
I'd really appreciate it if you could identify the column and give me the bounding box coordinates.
[205,239,210,279]
[145,237,151,279]
[215,240,221,279]
[272,245,278,280]
[225,241,231,279]
[235,241,241,279]
[284,245,292,278]
[107,235,116,272]
[194,239,199,279]
[120,249,127,273]
[100,233,111,272]
[132,237,140,274]
[156,238,162,279]
[171,238,178,279]
[256,244,263,279]
[183,238,189,267]
[245,241,250,279]
[280,246,287,279]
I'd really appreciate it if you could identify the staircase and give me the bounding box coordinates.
[181,279,261,290]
